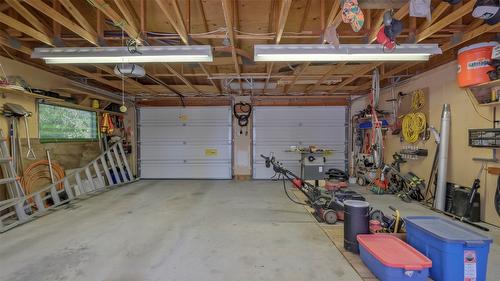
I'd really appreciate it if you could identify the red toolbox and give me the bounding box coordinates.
[357,234,432,281]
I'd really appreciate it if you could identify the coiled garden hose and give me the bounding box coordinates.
[402,112,426,143]
[401,90,427,143]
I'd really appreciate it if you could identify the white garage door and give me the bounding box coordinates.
[139,107,232,179]
[253,106,347,179]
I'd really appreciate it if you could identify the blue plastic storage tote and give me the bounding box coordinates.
[405,216,492,281]
[357,234,431,281]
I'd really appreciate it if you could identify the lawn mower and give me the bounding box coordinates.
[261,154,365,224]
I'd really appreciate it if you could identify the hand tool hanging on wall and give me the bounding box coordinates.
[2,103,36,164]
[23,113,36,160]
[233,102,252,136]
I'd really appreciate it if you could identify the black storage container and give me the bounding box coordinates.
[344,200,370,254]
[452,188,469,217]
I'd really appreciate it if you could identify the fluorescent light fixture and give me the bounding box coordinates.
[31,45,213,64]
[254,44,442,62]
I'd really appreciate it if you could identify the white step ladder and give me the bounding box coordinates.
[0,135,135,232]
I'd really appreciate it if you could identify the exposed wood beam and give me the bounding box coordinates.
[162,64,201,94]
[5,0,52,36]
[24,0,99,46]
[417,2,450,33]
[140,0,146,35]
[285,62,310,94]
[113,0,139,34]
[329,63,382,93]
[358,0,408,9]
[416,0,474,42]
[152,0,214,93]
[368,2,409,43]
[299,0,312,32]
[154,0,189,44]
[221,0,242,93]
[305,62,346,93]
[0,11,53,46]
[351,1,471,91]
[264,0,293,93]
[356,22,500,91]
[326,0,341,28]
[275,0,292,43]
[90,0,140,40]
[59,0,98,35]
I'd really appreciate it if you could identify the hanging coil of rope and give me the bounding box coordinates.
[21,160,65,196]
[233,102,252,135]
[401,90,427,143]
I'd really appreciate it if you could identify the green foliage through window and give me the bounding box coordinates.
[39,103,98,142]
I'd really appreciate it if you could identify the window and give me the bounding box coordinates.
[39,103,98,142]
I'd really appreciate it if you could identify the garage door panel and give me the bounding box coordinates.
[140,162,230,179]
[140,126,230,141]
[139,107,232,179]
[140,107,229,121]
[140,144,231,161]
[253,106,346,179]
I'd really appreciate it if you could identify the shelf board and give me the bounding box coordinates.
[478,100,500,107]
[0,86,124,116]
[0,86,65,102]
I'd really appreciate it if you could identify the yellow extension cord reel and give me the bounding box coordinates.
[401,90,426,143]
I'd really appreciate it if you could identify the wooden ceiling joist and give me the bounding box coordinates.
[58,0,98,36]
[24,0,99,46]
[263,0,293,93]
[90,0,140,40]
[0,11,53,46]
[113,0,139,34]
[154,0,189,44]
[4,0,52,36]
[417,2,450,33]
[415,0,475,42]
[326,0,342,28]
[285,62,311,94]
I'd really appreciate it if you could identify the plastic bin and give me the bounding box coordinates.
[405,216,492,281]
[357,234,431,281]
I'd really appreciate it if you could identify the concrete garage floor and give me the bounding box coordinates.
[1,180,499,281]
[0,180,363,281]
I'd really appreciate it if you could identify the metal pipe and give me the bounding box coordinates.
[434,104,451,211]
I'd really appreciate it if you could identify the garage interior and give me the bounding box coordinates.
[1,0,500,280]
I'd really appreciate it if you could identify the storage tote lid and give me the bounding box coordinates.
[344,200,369,207]
[357,234,432,270]
[405,216,492,245]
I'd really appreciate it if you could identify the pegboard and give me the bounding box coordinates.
[397,87,430,117]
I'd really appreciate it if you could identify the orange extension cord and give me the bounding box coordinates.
[21,160,65,196]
